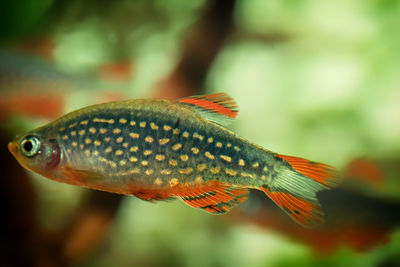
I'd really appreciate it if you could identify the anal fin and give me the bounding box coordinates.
[132,189,176,202]
[175,181,249,214]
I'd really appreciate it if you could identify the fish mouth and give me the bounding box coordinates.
[8,141,17,157]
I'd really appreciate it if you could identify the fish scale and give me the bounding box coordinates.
[57,108,267,188]
[9,94,341,227]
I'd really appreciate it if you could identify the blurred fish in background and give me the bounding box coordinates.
[0,47,132,120]
[1,0,400,267]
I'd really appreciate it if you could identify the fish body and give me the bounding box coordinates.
[9,94,340,227]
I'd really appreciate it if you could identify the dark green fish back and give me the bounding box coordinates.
[54,100,276,189]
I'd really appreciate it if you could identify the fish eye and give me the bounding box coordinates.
[20,135,40,157]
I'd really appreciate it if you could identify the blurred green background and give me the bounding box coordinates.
[1,0,400,267]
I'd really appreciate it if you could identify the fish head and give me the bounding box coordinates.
[8,129,62,180]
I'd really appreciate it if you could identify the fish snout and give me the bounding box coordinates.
[8,141,18,156]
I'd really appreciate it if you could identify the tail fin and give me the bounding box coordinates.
[259,154,341,228]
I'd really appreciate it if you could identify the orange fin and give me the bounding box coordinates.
[258,154,341,227]
[131,189,175,202]
[276,154,341,188]
[177,93,238,126]
[61,167,104,184]
[261,188,324,228]
[59,167,124,193]
[175,182,248,214]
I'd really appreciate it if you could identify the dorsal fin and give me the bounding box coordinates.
[177,93,239,126]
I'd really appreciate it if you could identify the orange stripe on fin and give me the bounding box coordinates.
[276,154,340,188]
[177,93,239,126]
[175,181,248,214]
[178,93,238,118]
[261,188,324,228]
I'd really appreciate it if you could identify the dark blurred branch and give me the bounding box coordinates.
[178,0,235,91]
[156,0,235,98]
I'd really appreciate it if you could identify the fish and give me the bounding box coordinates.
[342,158,385,190]
[0,50,132,120]
[8,93,341,227]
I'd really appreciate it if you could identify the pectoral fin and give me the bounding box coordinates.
[60,167,105,184]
